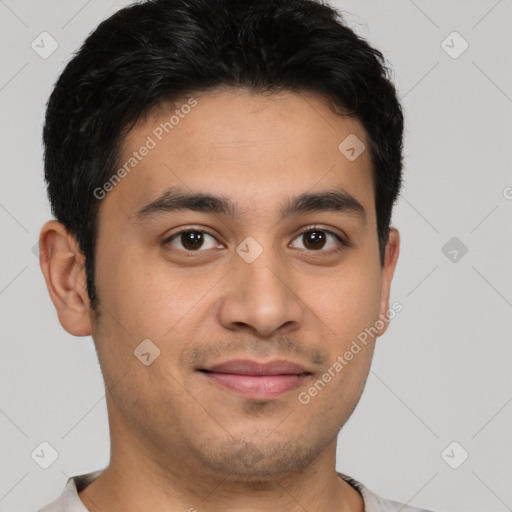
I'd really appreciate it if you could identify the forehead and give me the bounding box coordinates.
[102,88,375,223]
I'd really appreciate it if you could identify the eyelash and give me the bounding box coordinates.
[162,226,347,255]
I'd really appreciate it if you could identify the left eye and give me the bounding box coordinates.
[164,228,344,253]
[290,229,344,252]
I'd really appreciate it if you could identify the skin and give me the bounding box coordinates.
[39,88,399,512]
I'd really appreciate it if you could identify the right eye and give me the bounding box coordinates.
[163,229,223,253]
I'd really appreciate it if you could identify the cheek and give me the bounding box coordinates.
[294,337,374,438]
[304,257,382,345]
[99,251,221,341]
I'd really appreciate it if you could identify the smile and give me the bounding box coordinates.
[198,358,312,399]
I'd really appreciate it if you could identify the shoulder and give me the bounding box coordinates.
[337,472,436,512]
[37,470,104,512]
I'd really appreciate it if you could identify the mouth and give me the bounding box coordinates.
[197,359,312,399]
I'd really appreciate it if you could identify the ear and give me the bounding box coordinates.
[38,220,92,336]
[377,227,400,337]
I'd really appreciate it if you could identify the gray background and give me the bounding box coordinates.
[0,1,511,511]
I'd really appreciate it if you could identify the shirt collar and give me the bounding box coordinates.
[48,468,427,512]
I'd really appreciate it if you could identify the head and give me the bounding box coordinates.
[40,0,403,481]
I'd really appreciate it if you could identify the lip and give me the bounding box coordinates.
[198,359,311,399]
[203,359,310,375]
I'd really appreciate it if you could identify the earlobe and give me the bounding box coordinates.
[377,227,400,337]
[38,220,92,336]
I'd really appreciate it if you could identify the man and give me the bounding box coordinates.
[37,0,434,510]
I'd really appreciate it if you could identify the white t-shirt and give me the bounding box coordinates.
[38,470,434,512]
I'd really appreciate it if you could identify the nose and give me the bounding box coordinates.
[217,251,304,338]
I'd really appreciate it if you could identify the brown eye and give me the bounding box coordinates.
[165,230,219,252]
[291,228,345,252]
[302,230,327,250]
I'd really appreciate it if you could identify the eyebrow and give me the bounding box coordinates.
[132,185,366,224]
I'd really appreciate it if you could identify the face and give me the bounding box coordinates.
[54,88,399,481]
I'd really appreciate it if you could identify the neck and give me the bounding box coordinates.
[78,436,364,512]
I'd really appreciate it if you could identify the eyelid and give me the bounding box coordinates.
[162,226,223,250]
[289,225,347,252]
[294,224,348,246]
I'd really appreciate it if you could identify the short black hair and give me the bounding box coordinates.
[43,0,404,311]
